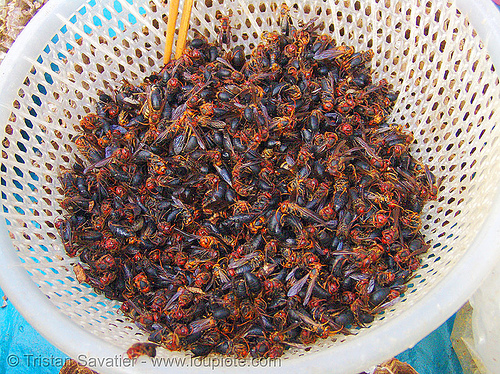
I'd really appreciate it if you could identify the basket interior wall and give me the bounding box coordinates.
[1,0,500,358]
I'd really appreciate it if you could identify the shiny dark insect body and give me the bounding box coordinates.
[57,13,438,359]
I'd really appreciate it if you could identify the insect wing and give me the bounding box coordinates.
[287,272,309,297]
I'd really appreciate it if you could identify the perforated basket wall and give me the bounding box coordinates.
[1,0,500,372]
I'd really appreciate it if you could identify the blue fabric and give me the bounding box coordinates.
[396,313,464,374]
[0,288,66,373]
[0,287,464,373]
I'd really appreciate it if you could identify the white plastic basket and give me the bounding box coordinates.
[1,0,500,373]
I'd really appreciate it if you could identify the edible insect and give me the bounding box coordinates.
[57,15,438,359]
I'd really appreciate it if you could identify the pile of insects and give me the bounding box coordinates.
[56,12,438,359]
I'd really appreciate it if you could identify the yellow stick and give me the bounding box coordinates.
[175,0,194,59]
[164,0,181,65]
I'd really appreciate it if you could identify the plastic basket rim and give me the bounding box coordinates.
[1,0,500,373]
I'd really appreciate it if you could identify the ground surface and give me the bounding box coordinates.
[0,0,46,61]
